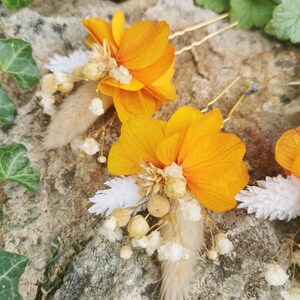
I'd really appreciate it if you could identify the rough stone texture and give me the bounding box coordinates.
[0,0,299,299]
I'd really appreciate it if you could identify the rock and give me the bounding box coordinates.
[0,0,299,299]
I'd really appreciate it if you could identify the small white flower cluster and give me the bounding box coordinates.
[206,233,234,260]
[88,98,104,116]
[109,65,132,85]
[100,216,123,242]
[264,263,289,286]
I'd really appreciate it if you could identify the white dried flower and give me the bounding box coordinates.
[100,226,122,242]
[164,177,186,200]
[103,216,117,231]
[265,263,289,286]
[80,137,99,155]
[214,233,234,255]
[89,176,145,216]
[146,231,161,256]
[110,65,132,85]
[236,175,300,221]
[158,242,189,262]
[37,92,56,116]
[120,245,133,260]
[207,249,218,260]
[97,156,107,164]
[88,98,104,116]
[164,162,185,179]
[178,195,202,222]
[131,236,149,248]
[45,50,89,74]
[281,287,300,300]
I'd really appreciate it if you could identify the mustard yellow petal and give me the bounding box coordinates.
[156,134,180,167]
[85,34,96,47]
[117,21,169,69]
[182,132,246,181]
[275,126,300,177]
[100,76,144,92]
[188,160,248,211]
[146,81,177,102]
[112,11,125,46]
[108,117,165,175]
[82,18,118,56]
[130,44,175,85]
[111,88,157,123]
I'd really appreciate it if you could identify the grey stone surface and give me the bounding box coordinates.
[0,0,299,299]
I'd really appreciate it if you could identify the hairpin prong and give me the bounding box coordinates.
[169,13,229,40]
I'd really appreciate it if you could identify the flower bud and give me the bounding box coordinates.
[120,245,133,259]
[207,249,218,260]
[97,156,107,164]
[82,61,104,81]
[57,81,74,93]
[127,215,149,238]
[147,195,170,218]
[164,177,186,200]
[111,208,131,227]
[41,74,57,95]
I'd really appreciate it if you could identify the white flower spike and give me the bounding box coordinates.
[88,176,146,216]
[45,49,89,74]
[236,175,300,221]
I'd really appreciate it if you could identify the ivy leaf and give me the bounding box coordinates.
[0,38,40,90]
[194,0,230,13]
[230,0,276,29]
[0,86,15,125]
[0,248,29,300]
[265,0,300,43]
[0,143,40,191]
[1,0,33,10]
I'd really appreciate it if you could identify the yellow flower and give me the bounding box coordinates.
[275,126,300,177]
[82,11,176,122]
[108,107,249,211]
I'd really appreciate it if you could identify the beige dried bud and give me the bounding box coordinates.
[147,195,170,218]
[57,81,74,93]
[111,208,130,227]
[82,61,104,81]
[127,215,149,238]
[164,177,186,200]
[41,74,57,95]
[97,155,107,164]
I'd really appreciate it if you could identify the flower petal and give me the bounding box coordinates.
[156,133,181,166]
[117,21,170,69]
[188,162,248,212]
[82,17,118,56]
[182,132,246,180]
[112,88,158,122]
[130,44,175,85]
[112,11,125,46]
[100,76,144,91]
[275,127,300,177]
[108,117,165,175]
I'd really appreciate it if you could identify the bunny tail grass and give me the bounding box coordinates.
[160,204,204,300]
[44,81,113,149]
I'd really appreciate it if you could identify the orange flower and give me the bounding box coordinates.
[275,126,300,177]
[82,11,176,122]
[108,107,249,211]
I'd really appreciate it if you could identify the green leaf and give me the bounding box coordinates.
[0,248,29,300]
[0,86,15,125]
[0,143,40,191]
[230,0,276,29]
[1,0,33,10]
[194,0,230,13]
[265,0,300,43]
[0,38,40,90]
